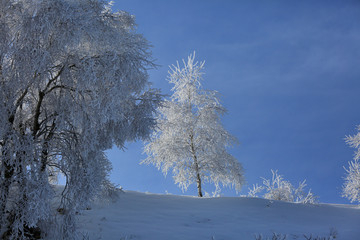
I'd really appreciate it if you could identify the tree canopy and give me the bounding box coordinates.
[0,0,159,238]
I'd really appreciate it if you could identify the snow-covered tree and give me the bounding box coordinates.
[249,170,317,204]
[0,0,160,239]
[343,126,360,204]
[143,53,245,197]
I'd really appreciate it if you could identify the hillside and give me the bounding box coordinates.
[77,191,360,240]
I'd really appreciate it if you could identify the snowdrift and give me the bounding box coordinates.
[77,191,360,240]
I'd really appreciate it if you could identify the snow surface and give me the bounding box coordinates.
[76,190,360,240]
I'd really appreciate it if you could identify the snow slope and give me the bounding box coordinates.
[77,191,360,240]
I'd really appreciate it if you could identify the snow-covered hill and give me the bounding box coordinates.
[76,191,360,240]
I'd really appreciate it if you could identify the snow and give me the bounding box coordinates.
[77,190,360,240]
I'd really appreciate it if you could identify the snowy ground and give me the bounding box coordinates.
[76,190,360,240]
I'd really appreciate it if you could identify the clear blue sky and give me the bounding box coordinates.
[107,0,360,204]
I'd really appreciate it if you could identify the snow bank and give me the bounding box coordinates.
[76,191,360,240]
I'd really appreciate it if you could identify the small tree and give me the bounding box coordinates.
[343,125,360,204]
[144,53,245,197]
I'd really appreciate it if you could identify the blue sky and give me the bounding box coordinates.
[107,0,360,204]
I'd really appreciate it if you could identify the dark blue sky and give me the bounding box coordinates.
[108,0,360,203]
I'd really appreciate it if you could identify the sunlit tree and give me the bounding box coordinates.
[144,53,244,197]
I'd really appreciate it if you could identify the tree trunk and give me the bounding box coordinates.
[190,133,203,197]
[0,164,14,220]
[196,171,203,197]
[0,145,14,223]
[0,162,15,239]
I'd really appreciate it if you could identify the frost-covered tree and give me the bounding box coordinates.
[248,170,317,204]
[343,126,360,204]
[143,53,245,197]
[0,0,159,239]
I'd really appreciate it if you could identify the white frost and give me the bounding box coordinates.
[144,53,245,197]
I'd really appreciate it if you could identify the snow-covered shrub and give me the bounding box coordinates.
[343,125,360,204]
[249,170,318,204]
[303,227,337,240]
[262,170,294,202]
[254,228,337,240]
[254,232,288,240]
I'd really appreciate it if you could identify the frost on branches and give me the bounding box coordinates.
[343,125,360,204]
[144,53,245,197]
[248,170,317,204]
[0,0,160,239]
